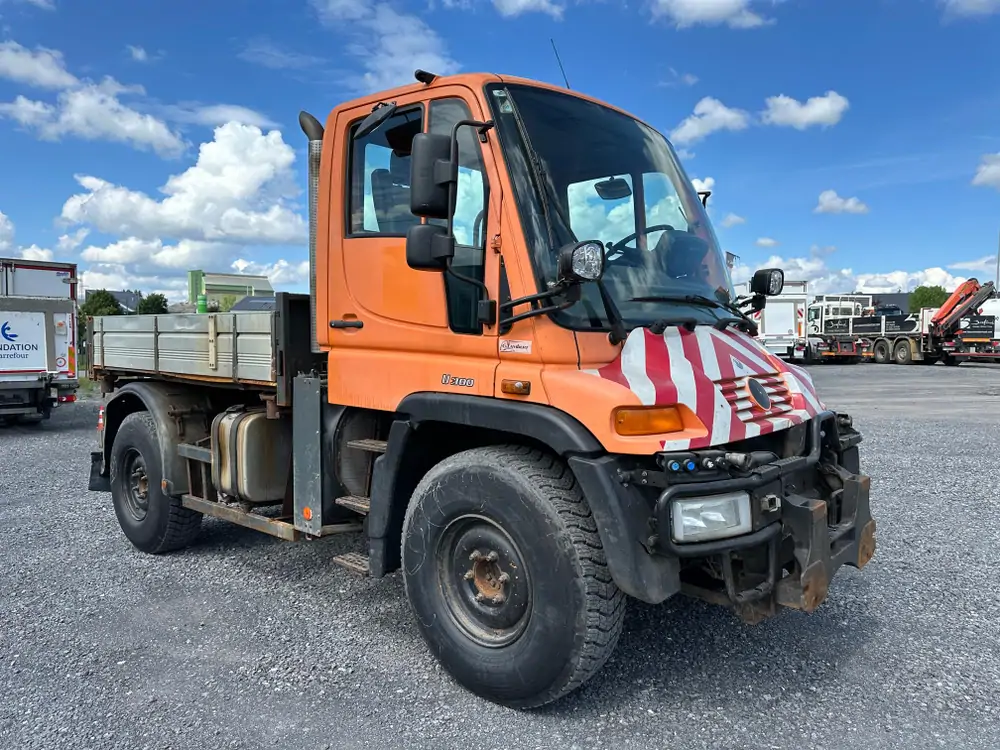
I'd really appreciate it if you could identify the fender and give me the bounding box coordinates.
[97,381,212,497]
[396,392,603,455]
[367,392,678,602]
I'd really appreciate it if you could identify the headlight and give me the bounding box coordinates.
[671,491,752,543]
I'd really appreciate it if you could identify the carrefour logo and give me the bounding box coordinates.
[0,321,39,359]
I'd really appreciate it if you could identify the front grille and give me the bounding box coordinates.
[718,375,792,422]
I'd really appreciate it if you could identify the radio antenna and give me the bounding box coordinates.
[550,38,571,90]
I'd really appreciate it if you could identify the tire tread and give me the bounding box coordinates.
[402,443,626,707]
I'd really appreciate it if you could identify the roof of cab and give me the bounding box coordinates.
[323,72,651,132]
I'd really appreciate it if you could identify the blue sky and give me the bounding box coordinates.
[1,0,999,300]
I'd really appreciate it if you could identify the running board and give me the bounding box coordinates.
[345,438,387,453]
[332,552,370,575]
[335,495,370,514]
[181,496,363,541]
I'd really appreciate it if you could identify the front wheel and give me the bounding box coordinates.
[110,411,202,554]
[894,339,913,365]
[401,445,626,709]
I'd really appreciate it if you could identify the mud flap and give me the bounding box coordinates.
[89,450,110,492]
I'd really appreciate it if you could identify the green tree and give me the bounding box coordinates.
[78,290,124,350]
[909,285,950,312]
[137,293,169,314]
[219,294,239,312]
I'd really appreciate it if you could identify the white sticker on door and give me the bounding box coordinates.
[499,339,532,354]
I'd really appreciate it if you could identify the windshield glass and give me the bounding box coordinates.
[485,83,735,330]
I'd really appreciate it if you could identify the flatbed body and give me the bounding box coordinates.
[88,293,318,405]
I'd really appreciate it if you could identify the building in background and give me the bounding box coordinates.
[187,270,273,307]
[85,289,140,313]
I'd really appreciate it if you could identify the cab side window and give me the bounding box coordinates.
[429,97,489,335]
[347,106,423,236]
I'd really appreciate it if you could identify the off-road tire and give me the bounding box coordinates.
[401,445,626,709]
[110,411,201,554]
[893,339,912,365]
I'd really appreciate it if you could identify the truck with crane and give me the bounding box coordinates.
[1,257,79,422]
[84,71,876,708]
[809,280,998,365]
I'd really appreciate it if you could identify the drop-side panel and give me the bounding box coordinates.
[92,311,277,385]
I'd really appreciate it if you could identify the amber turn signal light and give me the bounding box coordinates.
[613,405,684,436]
[501,379,531,395]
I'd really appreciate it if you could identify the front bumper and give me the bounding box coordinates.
[651,411,875,618]
[568,411,875,621]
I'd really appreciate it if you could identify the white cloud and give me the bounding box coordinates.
[670,97,750,145]
[940,0,1000,18]
[761,90,849,130]
[0,210,14,251]
[948,256,997,274]
[755,237,779,247]
[232,257,310,285]
[651,0,771,28]
[3,0,55,8]
[80,264,189,301]
[159,103,278,130]
[0,79,187,157]
[720,213,745,228]
[0,41,78,89]
[126,45,149,62]
[238,38,324,70]
[56,227,89,252]
[492,0,564,17]
[814,189,869,214]
[972,153,1000,189]
[18,245,53,261]
[732,245,968,294]
[0,209,54,260]
[60,122,305,246]
[691,176,715,193]
[310,0,459,92]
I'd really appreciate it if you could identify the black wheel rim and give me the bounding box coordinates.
[436,514,532,648]
[122,449,150,522]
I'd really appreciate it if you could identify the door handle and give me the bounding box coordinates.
[330,319,363,329]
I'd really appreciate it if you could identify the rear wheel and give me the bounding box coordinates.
[943,355,961,366]
[893,339,913,365]
[872,340,891,364]
[401,445,625,709]
[110,411,202,553]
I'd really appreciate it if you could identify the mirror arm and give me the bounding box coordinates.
[499,284,565,313]
[500,298,576,327]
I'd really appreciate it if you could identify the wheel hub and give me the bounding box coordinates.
[438,515,531,647]
[123,449,150,521]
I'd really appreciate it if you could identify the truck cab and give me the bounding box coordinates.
[87,71,875,709]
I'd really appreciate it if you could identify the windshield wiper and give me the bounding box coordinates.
[630,294,758,335]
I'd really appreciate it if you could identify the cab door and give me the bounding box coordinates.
[325,86,502,412]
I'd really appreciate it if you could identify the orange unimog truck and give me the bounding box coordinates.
[87,70,876,709]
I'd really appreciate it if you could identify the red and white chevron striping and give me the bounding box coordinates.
[586,326,826,450]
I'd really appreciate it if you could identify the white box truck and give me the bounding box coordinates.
[0,257,80,422]
[736,279,809,360]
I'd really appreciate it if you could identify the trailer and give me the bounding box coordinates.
[736,279,809,361]
[0,257,79,421]
[85,71,876,709]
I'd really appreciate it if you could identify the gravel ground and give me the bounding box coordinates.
[2,363,1000,750]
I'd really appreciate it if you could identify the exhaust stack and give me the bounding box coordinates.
[299,111,325,354]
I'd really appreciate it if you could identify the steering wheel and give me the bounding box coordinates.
[605,224,676,265]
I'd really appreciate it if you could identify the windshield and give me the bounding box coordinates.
[485,83,735,331]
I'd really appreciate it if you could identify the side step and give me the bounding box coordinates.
[332,552,370,575]
[335,495,370,514]
[346,438,387,454]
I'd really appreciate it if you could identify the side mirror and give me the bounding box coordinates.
[354,101,397,140]
[557,240,606,283]
[750,268,784,296]
[409,132,454,219]
[406,223,454,272]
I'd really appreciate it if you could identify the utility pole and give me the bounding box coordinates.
[996,228,999,287]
